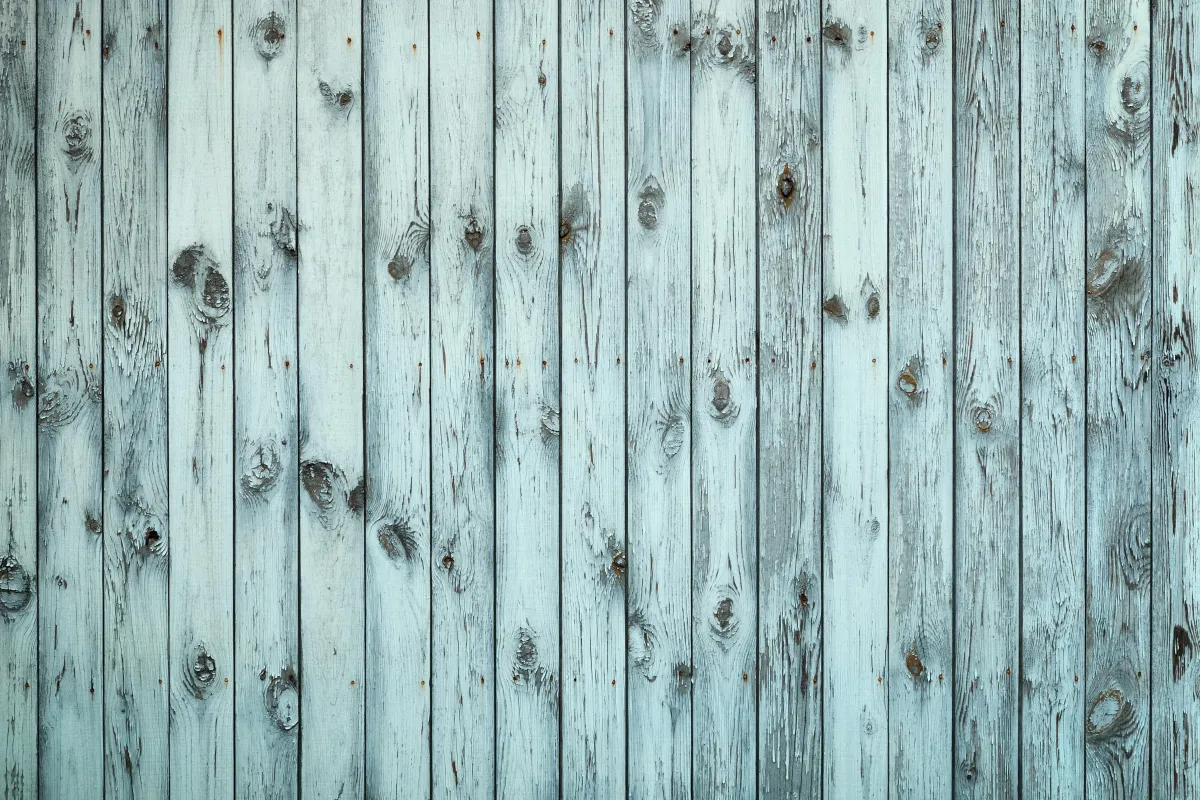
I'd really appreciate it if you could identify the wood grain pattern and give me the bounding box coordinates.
[36,0,104,794]
[1152,2,1200,796]
[166,0,234,795]
[690,1,757,797]
[102,0,169,794]
[1084,0,1152,796]
[0,0,37,796]
[233,0,299,795]
[494,0,561,794]
[821,0,888,796]
[887,0,953,794]
[6,0,1200,795]
[363,0,430,796]
[429,0,495,795]
[952,0,1020,796]
[1020,0,1086,795]
[756,0,822,796]
[560,0,626,795]
[626,0,693,796]
[296,1,365,795]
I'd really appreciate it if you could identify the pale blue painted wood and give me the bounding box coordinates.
[36,0,104,795]
[1020,0,1086,794]
[0,0,37,797]
[102,0,170,794]
[233,0,300,795]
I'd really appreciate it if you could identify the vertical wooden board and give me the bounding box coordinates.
[494,0,560,795]
[887,0,953,794]
[821,0,888,796]
[756,1,821,797]
[429,0,494,795]
[1084,0,1152,795]
[1152,2,1200,796]
[296,1,365,796]
[689,2,756,797]
[233,0,300,795]
[952,0,1020,796]
[559,0,626,795]
[626,0,691,796]
[101,0,169,795]
[0,0,37,796]
[166,0,234,794]
[1019,0,1086,794]
[363,0,430,795]
[35,0,104,794]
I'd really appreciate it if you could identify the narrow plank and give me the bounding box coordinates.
[233,0,300,795]
[953,0,1020,795]
[1019,0,1086,794]
[559,0,626,794]
[690,4,757,797]
[1151,1,1200,795]
[1083,0,1152,795]
[363,0,431,794]
[101,0,169,794]
[821,0,888,796]
[756,1,822,796]
[296,2,365,795]
[626,0,692,794]
[0,0,37,795]
[35,0,104,794]
[166,0,234,794]
[887,0,954,794]
[494,0,560,794]
[429,0,495,794]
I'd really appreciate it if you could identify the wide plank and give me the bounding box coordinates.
[36,0,104,794]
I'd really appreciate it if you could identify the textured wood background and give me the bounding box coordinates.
[0,0,1196,796]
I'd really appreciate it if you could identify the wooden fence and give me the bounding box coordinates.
[1,0,1196,796]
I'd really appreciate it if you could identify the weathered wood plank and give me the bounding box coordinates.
[296,2,365,795]
[166,0,234,794]
[690,3,757,797]
[1083,0,1151,795]
[953,0,1020,796]
[821,0,888,796]
[0,0,37,796]
[626,0,692,795]
[363,0,430,796]
[1019,0,1086,794]
[363,0,430,795]
[36,0,104,794]
[1151,2,1200,796]
[101,0,168,794]
[494,0,560,795]
[429,0,494,795]
[887,0,953,794]
[559,0,626,795]
[233,0,299,795]
[756,2,821,797]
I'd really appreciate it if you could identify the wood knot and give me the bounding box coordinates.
[1086,688,1132,739]
[441,553,454,570]
[187,649,218,699]
[865,292,881,318]
[61,112,94,162]
[319,80,354,110]
[265,667,299,731]
[241,439,282,496]
[0,555,33,615]
[713,597,734,631]
[347,477,366,514]
[822,20,851,47]
[464,218,484,251]
[1088,36,1106,55]
[172,245,230,325]
[253,12,286,60]
[822,295,847,321]
[611,551,626,575]
[897,368,918,397]
[1174,625,1193,680]
[923,26,942,52]
[388,253,413,281]
[141,528,162,555]
[637,183,664,229]
[378,520,419,563]
[10,371,34,410]
[559,219,573,245]
[110,295,126,329]
[299,460,336,510]
[717,32,733,56]
[972,405,993,432]
[906,651,925,676]
[515,226,534,255]
[271,207,298,257]
[777,166,795,206]
[712,378,731,413]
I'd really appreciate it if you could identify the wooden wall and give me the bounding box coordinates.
[1,0,1197,796]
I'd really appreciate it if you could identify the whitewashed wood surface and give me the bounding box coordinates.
[2,0,1198,797]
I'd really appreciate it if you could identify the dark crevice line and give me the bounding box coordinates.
[555,3,564,799]
[1015,0,1024,793]
[817,0,826,793]
[293,0,302,791]
[98,0,107,792]
[358,0,367,789]
[752,0,761,793]
[948,0,956,791]
[163,0,171,791]
[490,0,498,794]
[229,1,237,796]
[1080,0,1088,795]
[621,0,630,796]
[426,0,434,797]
